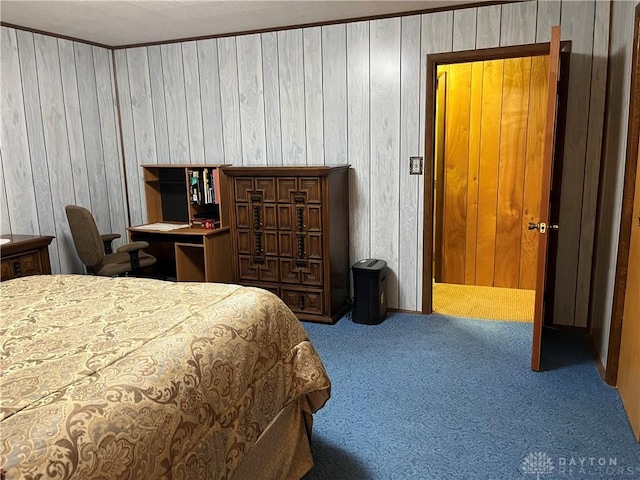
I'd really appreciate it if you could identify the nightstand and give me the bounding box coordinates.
[1,234,55,281]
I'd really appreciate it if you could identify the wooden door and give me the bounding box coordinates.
[436,58,549,289]
[531,26,562,371]
[617,139,640,441]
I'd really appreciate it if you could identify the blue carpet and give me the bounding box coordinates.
[301,313,640,480]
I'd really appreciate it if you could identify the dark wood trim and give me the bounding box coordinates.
[111,51,132,228]
[421,40,570,315]
[0,22,112,49]
[422,53,436,314]
[112,1,513,50]
[429,42,546,64]
[605,3,640,386]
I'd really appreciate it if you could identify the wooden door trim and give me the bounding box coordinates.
[421,40,570,314]
[604,3,640,386]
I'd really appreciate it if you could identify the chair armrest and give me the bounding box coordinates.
[101,233,121,254]
[101,233,121,242]
[116,241,149,253]
[117,242,150,271]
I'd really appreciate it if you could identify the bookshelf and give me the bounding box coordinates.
[129,164,233,283]
[142,164,230,228]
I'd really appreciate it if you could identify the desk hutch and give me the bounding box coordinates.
[128,164,233,283]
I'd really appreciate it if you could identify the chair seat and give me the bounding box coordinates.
[94,251,156,277]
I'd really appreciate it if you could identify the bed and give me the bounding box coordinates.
[0,275,331,480]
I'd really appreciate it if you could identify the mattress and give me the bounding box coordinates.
[0,275,330,479]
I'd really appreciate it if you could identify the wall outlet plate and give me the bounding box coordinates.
[409,156,423,175]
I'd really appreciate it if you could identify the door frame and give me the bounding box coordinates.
[421,41,571,314]
[603,3,640,386]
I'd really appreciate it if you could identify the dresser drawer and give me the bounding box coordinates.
[1,260,13,280]
[276,177,322,204]
[234,177,277,203]
[236,203,277,230]
[19,252,43,275]
[278,232,323,258]
[281,287,324,315]
[238,255,279,283]
[2,251,44,279]
[280,258,322,286]
[278,204,323,232]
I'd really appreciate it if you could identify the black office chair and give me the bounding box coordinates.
[65,205,156,276]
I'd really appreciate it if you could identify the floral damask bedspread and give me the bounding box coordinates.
[0,275,330,480]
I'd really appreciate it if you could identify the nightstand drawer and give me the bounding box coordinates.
[1,260,13,280]
[18,252,42,275]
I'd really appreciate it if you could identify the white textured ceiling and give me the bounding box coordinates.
[0,0,481,47]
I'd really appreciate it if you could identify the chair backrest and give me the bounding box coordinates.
[65,205,105,267]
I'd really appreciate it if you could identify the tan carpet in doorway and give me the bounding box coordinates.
[433,283,535,322]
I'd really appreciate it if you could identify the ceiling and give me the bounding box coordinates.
[0,0,482,47]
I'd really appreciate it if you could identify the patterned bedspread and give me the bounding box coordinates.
[0,275,330,479]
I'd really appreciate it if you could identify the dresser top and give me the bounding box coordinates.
[222,165,349,177]
[1,235,55,256]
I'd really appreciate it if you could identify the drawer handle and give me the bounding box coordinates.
[254,232,263,255]
[297,235,305,258]
[254,206,262,229]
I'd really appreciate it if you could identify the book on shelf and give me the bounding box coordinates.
[189,218,220,229]
[188,168,218,206]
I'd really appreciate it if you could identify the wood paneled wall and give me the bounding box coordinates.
[112,1,609,324]
[0,27,127,274]
[0,1,610,327]
[438,56,549,290]
[590,0,637,368]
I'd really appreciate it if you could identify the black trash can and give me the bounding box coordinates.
[352,259,387,325]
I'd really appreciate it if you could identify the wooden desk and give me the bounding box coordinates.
[127,225,233,283]
[1,234,55,281]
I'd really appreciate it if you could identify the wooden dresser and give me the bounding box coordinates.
[1,234,55,281]
[223,166,350,324]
